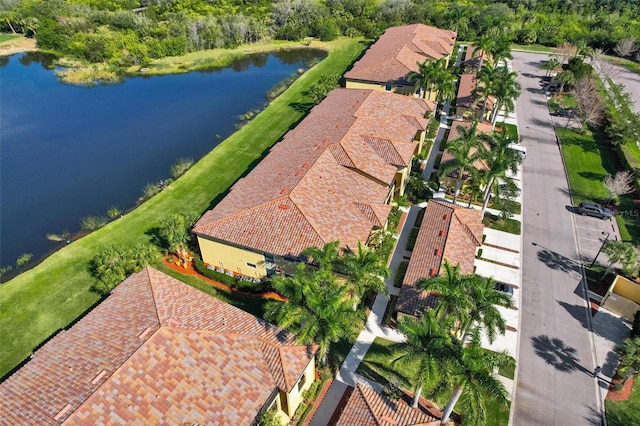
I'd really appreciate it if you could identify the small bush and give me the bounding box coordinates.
[170,158,194,179]
[142,182,161,199]
[80,215,108,231]
[394,261,409,287]
[414,208,426,228]
[632,310,640,339]
[193,256,240,287]
[382,382,403,401]
[406,228,419,251]
[107,206,121,219]
[303,380,322,402]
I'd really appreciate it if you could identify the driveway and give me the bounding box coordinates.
[594,59,640,114]
[510,51,603,426]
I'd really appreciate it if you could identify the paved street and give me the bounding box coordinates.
[511,51,603,425]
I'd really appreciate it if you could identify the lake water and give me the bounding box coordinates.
[0,49,326,269]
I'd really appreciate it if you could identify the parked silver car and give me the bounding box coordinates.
[577,202,612,219]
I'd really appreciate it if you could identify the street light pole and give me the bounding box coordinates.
[590,231,611,267]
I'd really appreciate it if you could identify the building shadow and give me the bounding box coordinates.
[557,300,630,344]
[530,335,592,375]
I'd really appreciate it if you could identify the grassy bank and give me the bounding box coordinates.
[0,37,368,378]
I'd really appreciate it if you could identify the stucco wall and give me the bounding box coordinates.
[196,236,267,278]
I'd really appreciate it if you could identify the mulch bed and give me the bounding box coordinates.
[606,375,634,401]
[163,255,286,302]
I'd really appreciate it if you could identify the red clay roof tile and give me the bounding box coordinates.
[345,24,457,84]
[193,89,432,258]
[397,200,483,315]
[0,267,313,425]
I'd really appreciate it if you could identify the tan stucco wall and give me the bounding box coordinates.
[610,275,640,302]
[196,236,267,278]
[282,357,316,418]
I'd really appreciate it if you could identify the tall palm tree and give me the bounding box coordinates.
[438,122,485,204]
[416,260,474,326]
[435,73,458,106]
[541,57,561,77]
[554,70,575,95]
[489,35,513,68]
[473,63,499,122]
[461,276,514,343]
[408,58,447,100]
[477,129,523,216]
[302,240,340,272]
[472,35,495,72]
[390,310,457,408]
[266,267,362,365]
[491,68,521,130]
[436,332,511,425]
[340,241,390,310]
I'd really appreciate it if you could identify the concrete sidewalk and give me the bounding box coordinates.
[309,206,418,426]
[483,228,521,252]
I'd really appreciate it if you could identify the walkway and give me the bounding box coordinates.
[308,206,419,426]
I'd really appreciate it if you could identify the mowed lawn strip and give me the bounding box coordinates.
[559,128,640,242]
[0,37,368,378]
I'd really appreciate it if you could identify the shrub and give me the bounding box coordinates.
[80,215,108,231]
[382,382,403,401]
[303,380,322,402]
[170,158,194,179]
[414,208,426,228]
[405,176,433,204]
[406,228,419,251]
[394,261,409,287]
[632,310,640,339]
[107,206,121,219]
[193,256,240,287]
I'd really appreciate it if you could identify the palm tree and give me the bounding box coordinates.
[302,240,340,272]
[477,129,523,216]
[554,70,575,95]
[541,57,561,77]
[416,260,474,326]
[340,241,390,310]
[266,267,362,365]
[390,311,457,408]
[158,212,199,264]
[491,68,521,130]
[473,63,499,122]
[408,58,447,100]
[437,332,511,425]
[435,73,458,106]
[461,276,514,343]
[472,35,495,72]
[601,240,638,277]
[615,337,640,385]
[490,35,513,68]
[438,122,485,204]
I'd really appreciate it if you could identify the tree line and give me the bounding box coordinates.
[1,0,639,68]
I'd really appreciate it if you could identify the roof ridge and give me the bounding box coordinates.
[194,196,292,233]
[358,385,384,426]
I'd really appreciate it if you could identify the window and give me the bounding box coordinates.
[385,83,392,91]
[297,372,307,392]
[265,253,275,263]
[246,262,257,268]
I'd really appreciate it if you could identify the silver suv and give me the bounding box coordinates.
[577,202,612,219]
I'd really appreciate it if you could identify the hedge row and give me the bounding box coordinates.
[406,228,419,251]
[192,256,269,293]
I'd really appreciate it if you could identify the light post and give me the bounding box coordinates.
[590,231,611,267]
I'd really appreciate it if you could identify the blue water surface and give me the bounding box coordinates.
[0,50,325,267]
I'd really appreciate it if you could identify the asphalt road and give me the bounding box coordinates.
[511,51,603,425]
[596,59,640,114]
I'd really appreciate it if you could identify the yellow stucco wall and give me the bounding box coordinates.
[610,275,640,302]
[602,275,640,321]
[281,357,316,419]
[196,236,267,278]
[344,79,417,96]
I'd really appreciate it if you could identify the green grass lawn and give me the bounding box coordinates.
[559,129,640,243]
[0,37,368,379]
[497,122,519,141]
[606,379,640,426]
[0,33,21,43]
[483,213,521,235]
[356,338,510,425]
[510,44,553,53]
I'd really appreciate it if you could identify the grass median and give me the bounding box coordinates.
[0,37,368,379]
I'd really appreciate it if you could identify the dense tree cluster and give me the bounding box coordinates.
[1,0,639,66]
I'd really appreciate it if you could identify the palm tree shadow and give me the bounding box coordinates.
[530,335,591,375]
[583,405,605,426]
[534,244,580,273]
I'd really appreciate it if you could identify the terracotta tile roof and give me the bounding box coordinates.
[336,384,440,426]
[397,200,483,316]
[0,267,314,425]
[345,24,457,84]
[461,45,487,69]
[193,89,431,258]
[440,120,492,174]
[455,73,495,110]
